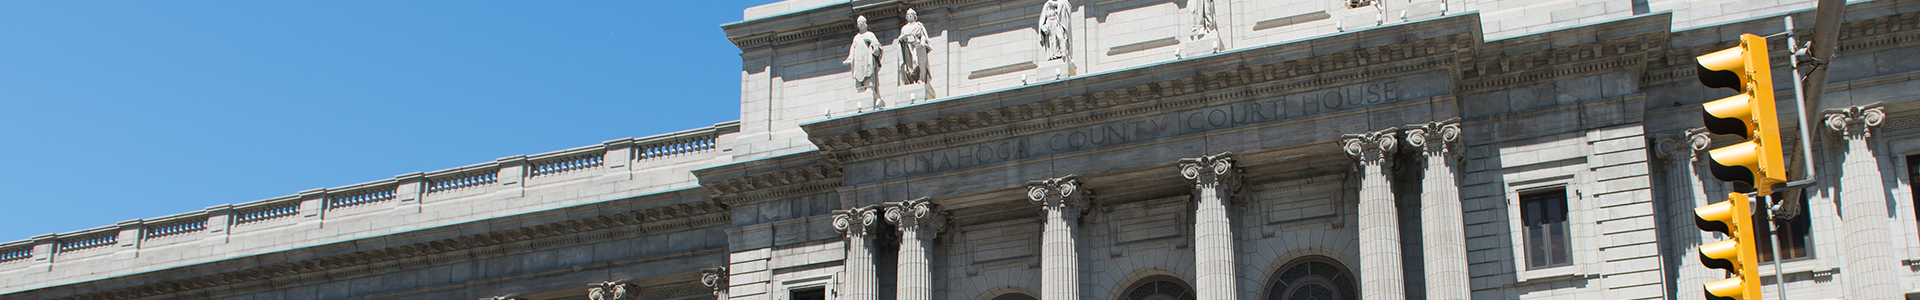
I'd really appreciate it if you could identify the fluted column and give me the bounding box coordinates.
[1657,129,1719,300]
[887,198,948,300]
[832,205,883,300]
[1179,153,1241,300]
[1824,104,1900,298]
[701,267,729,300]
[1405,121,1466,300]
[1028,176,1090,300]
[1343,129,1404,300]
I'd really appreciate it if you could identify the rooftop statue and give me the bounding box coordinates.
[896,9,932,87]
[1037,0,1071,61]
[1190,0,1216,40]
[843,15,884,109]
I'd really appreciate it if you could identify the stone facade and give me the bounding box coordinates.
[6,0,1920,300]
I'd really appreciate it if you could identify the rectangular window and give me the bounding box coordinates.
[1754,192,1812,260]
[1521,188,1573,269]
[791,288,826,300]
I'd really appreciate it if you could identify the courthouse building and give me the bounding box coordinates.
[7,0,1920,299]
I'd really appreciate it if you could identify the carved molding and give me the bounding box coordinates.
[833,205,884,239]
[806,31,1476,161]
[489,295,525,300]
[1824,103,1886,137]
[703,164,843,197]
[1179,152,1243,197]
[1027,175,1093,214]
[589,280,632,300]
[885,197,950,235]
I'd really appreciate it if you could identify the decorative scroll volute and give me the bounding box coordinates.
[1028,175,1092,213]
[1341,128,1400,162]
[701,267,729,294]
[587,280,631,300]
[1404,119,1461,154]
[1825,103,1886,137]
[885,197,949,234]
[832,205,883,238]
[1178,152,1242,196]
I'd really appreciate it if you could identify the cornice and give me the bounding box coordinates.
[805,29,1478,164]
[1645,11,1920,86]
[701,163,844,202]
[25,202,730,300]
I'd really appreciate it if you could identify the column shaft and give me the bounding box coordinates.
[1663,131,1718,300]
[1345,131,1404,300]
[1410,122,1467,300]
[888,199,944,300]
[1179,154,1239,300]
[834,208,880,300]
[1030,176,1088,300]
[1839,131,1898,297]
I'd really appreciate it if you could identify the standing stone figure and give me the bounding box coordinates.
[895,9,932,87]
[1189,0,1216,40]
[1037,0,1071,61]
[844,16,883,109]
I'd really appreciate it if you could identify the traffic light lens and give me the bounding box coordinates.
[1698,239,1740,270]
[1706,141,1763,185]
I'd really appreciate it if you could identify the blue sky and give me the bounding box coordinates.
[0,1,775,241]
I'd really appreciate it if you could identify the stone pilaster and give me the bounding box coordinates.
[1028,176,1090,300]
[1178,153,1240,300]
[1405,121,1466,300]
[1342,129,1405,300]
[1823,104,1899,299]
[588,280,631,300]
[832,205,883,300]
[1656,128,1718,300]
[701,267,729,300]
[886,197,947,300]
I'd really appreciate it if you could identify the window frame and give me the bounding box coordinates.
[1502,172,1589,281]
[1519,187,1574,270]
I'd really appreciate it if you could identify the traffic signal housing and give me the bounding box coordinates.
[1695,192,1763,300]
[1697,33,1787,192]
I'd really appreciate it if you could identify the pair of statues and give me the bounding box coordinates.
[840,0,1218,104]
[844,9,935,109]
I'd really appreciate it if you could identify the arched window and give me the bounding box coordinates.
[990,293,1038,300]
[1120,275,1194,300]
[1264,257,1357,300]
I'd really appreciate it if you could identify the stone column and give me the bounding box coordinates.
[1343,129,1405,300]
[1824,104,1900,299]
[1028,176,1090,300]
[1178,153,1240,300]
[832,205,883,300]
[702,267,730,300]
[1656,129,1719,300]
[886,198,947,300]
[1405,121,1466,300]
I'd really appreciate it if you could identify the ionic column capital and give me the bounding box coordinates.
[833,205,884,239]
[1342,128,1400,162]
[1179,152,1242,196]
[588,280,632,300]
[1404,119,1462,154]
[1028,175,1092,213]
[885,197,949,234]
[1654,128,1713,161]
[700,266,729,294]
[1824,103,1885,138]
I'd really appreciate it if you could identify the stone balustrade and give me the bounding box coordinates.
[0,121,739,291]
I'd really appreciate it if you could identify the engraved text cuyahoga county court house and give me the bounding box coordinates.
[8,0,1920,299]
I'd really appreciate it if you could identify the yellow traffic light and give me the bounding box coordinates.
[1694,192,1763,300]
[1697,33,1787,191]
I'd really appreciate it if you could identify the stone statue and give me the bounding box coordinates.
[1189,0,1216,40]
[1037,0,1071,61]
[844,15,883,108]
[895,9,932,86]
